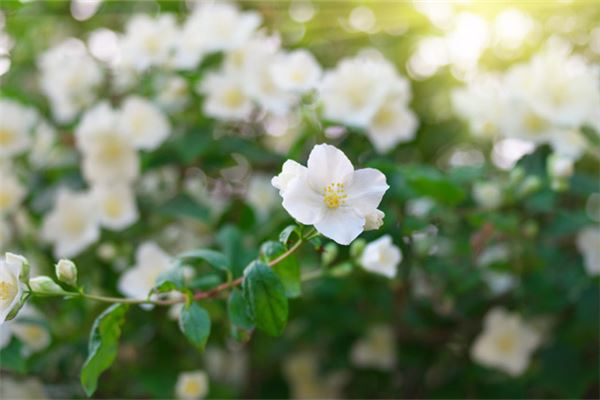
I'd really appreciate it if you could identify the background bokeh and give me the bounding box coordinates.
[0,1,599,399]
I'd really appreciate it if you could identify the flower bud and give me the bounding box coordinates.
[29,276,68,295]
[55,259,78,286]
[518,176,542,197]
[321,243,338,266]
[350,239,366,259]
[364,209,384,231]
[473,182,503,210]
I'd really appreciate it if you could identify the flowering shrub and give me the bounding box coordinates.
[0,1,599,399]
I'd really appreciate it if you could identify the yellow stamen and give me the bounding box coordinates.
[323,182,347,209]
[0,281,17,302]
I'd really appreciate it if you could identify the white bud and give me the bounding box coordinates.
[29,276,67,295]
[364,209,385,230]
[55,259,78,286]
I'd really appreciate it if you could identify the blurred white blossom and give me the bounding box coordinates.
[576,226,600,276]
[360,235,402,278]
[175,370,209,400]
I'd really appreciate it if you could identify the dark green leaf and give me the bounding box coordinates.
[228,288,254,330]
[0,338,26,374]
[80,304,129,397]
[260,241,301,298]
[177,249,230,273]
[179,302,211,351]
[242,261,288,336]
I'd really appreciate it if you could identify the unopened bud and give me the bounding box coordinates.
[55,259,78,286]
[29,276,67,295]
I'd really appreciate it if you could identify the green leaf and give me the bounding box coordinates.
[242,261,288,336]
[154,267,185,293]
[260,241,301,298]
[177,249,230,273]
[279,225,301,245]
[157,194,210,221]
[179,302,211,351]
[0,338,26,374]
[80,304,129,397]
[217,225,256,277]
[228,288,254,330]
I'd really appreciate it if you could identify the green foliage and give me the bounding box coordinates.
[178,302,211,351]
[228,288,254,330]
[80,304,129,397]
[260,241,301,298]
[242,261,289,336]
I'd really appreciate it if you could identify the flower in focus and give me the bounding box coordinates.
[91,183,139,231]
[271,49,322,93]
[576,226,600,276]
[350,325,396,370]
[75,102,140,184]
[360,235,402,278]
[55,259,78,287]
[41,189,100,258]
[272,144,389,245]
[471,307,542,376]
[0,99,37,158]
[363,209,385,231]
[118,242,172,302]
[118,96,171,151]
[38,39,102,122]
[175,370,209,400]
[0,253,27,324]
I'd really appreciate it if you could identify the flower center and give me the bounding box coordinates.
[496,333,516,353]
[223,88,245,108]
[0,129,16,146]
[0,280,17,302]
[323,183,347,209]
[182,379,201,396]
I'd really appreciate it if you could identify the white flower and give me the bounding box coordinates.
[75,102,139,184]
[367,91,419,153]
[364,209,385,231]
[0,99,37,158]
[118,96,170,150]
[199,70,253,121]
[41,189,100,258]
[118,242,172,302]
[576,226,600,276]
[526,49,600,127]
[38,39,102,122]
[55,259,77,286]
[471,308,542,376]
[2,305,51,356]
[175,370,209,400]
[452,73,505,138]
[119,14,178,71]
[360,235,402,278]
[548,128,587,161]
[0,253,27,324]
[186,3,261,53]
[350,325,396,370]
[320,56,397,127]
[472,182,502,210]
[271,50,322,92]
[0,168,25,215]
[271,160,305,195]
[91,183,138,231]
[0,376,48,399]
[155,75,189,111]
[273,144,389,245]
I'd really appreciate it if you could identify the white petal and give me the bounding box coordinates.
[347,168,389,216]
[281,177,325,225]
[306,144,354,190]
[314,207,365,245]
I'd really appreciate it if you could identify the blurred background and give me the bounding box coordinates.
[0,0,599,399]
